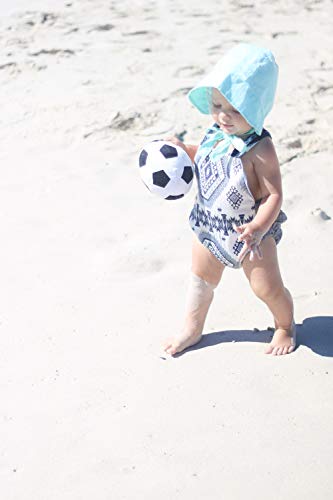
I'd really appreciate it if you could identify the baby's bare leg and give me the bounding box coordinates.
[164,237,225,355]
[242,237,295,355]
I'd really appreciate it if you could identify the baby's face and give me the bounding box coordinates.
[210,89,252,136]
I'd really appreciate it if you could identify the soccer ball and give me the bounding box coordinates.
[138,140,194,200]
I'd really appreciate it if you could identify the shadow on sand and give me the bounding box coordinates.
[177,316,333,357]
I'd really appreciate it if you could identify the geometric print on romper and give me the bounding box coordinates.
[226,186,243,209]
[232,239,245,256]
[232,158,243,174]
[197,155,228,206]
[200,231,241,268]
[189,203,254,237]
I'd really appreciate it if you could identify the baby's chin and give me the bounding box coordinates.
[220,124,235,134]
[233,128,253,137]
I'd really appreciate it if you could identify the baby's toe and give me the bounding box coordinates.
[163,339,173,353]
[163,338,181,356]
[264,344,273,354]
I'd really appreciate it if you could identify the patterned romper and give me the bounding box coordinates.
[189,124,287,268]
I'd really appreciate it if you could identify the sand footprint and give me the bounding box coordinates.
[173,66,204,78]
[88,24,115,32]
[123,30,152,37]
[20,11,58,28]
[29,48,75,57]
[83,111,146,139]
[0,61,17,71]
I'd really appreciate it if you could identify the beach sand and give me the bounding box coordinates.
[1,1,333,499]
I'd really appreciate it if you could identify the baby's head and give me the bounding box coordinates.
[188,43,278,136]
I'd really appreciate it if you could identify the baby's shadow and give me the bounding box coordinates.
[182,316,333,357]
[296,316,333,356]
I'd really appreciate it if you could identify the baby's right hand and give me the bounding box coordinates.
[165,136,198,163]
[165,136,188,153]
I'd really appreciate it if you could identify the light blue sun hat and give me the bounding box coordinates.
[187,43,278,135]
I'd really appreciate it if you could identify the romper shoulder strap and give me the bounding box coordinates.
[199,123,220,147]
[230,129,272,157]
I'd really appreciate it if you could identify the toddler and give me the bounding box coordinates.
[163,43,295,356]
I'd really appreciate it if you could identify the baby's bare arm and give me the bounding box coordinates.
[237,138,283,261]
[184,144,199,163]
[251,138,283,234]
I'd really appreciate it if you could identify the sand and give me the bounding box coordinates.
[1,0,333,499]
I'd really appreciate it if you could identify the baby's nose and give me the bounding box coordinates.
[218,110,231,122]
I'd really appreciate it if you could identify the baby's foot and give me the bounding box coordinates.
[163,331,202,356]
[163,316,204,356]
[265,322,296,355]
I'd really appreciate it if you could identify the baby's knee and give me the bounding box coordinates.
[250,279,283,303]
[191,238,225,286]
[186,273,217,311]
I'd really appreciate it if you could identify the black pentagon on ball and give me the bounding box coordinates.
[160,144,178,159]
[152,169,170,188]
[181,166,193,184]
[166,194,184,200]
[139,149,148,167]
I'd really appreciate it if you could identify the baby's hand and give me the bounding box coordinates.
[165,136,188,153]
[234,222,264,262]
[165,137,198,163]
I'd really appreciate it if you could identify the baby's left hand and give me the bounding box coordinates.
[234,222,264,262]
